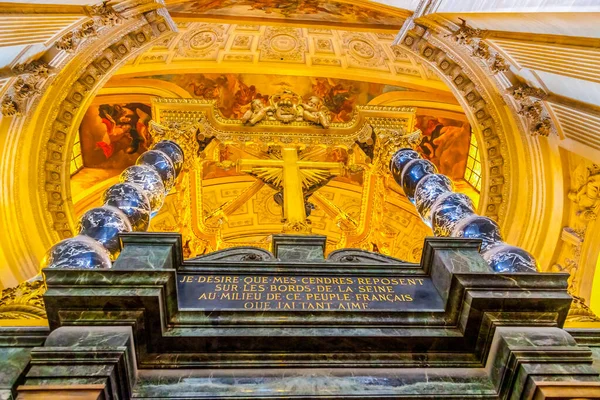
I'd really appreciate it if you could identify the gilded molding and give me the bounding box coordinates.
[0,276,46,320]
[151,98,416,150]
[33,6,177,241]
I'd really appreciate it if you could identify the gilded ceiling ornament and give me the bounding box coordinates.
[510,84,548,101]
[509,84,553,136]
[517,101,553,137]
[311,57,341,66]
[232,35,251,50]
[314,38,334,54]
[300,96,331,128]
[259,27,306,63]
[55,20,98,53]
[178,24,225,58]
[447,19,510,76]
[241,99,272,125]
[240,91,331,127]
[1,95,19,116]
[488,53,509,73]
[342,32,387,70]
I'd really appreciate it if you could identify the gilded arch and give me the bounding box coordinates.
[0,3,556,280]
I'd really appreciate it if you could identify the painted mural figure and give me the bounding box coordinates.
[416,115,470,180]
[96,103,152,157]
[301,95,331,128]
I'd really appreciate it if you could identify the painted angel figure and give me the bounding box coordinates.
[241,99,271,126]
[301,96,331,128]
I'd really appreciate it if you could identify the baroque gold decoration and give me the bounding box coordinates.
[510,85,553,137]
[1,61,53,117]
[569,164,600,221]
[446,19,510,75]
[152,98,415,150]
[259,26,306,63]
[448,18,485,45]
[55,20,98,52]
[150,96,419,247]
[238,147,345,234]
[242,91,331,128]
[87,1,125,26]
[178,24,225,59]
[342,32,387,70]
[0,276,46,320]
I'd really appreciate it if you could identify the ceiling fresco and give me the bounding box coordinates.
[167,0,405,27]
[143,73,409,121]
[77,78,470,180]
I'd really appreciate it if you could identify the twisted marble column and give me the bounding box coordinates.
[41,140,184,269]
[390,148,537,273]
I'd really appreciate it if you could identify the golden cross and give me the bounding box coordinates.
[237,147,344,233]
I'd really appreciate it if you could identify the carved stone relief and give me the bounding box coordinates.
[1,61,53,116]
[177,24,226,59]
[569,164,600,221]
[342,32,388,70]
[314,38,334,54]
[231,34,252,51]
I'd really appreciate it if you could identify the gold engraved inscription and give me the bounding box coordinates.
[178,275,426,311]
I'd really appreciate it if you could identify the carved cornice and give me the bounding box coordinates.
[151,98,417,150]
[444,18,556,138]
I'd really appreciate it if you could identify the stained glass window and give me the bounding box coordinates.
[464,132,482,192]
[69,135,84,176]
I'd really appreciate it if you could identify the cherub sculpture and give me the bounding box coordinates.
[569,167,600,220]
[301,96,331,128]
[241,99,271,126]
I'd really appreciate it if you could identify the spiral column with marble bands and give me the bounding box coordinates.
[41,140,184,270]
[391,148,537,273]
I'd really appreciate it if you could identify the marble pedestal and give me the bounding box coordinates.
[2,233,600,399]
